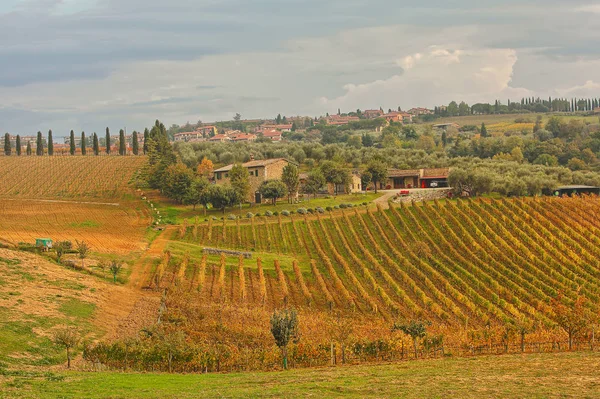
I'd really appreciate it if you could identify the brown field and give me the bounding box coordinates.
[0,156,150,254]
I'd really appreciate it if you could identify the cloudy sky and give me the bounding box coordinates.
[1,0,599,136]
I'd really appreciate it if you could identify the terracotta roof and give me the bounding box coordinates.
[422,168,450,178]
[209,134,231,141]
[387,169,420,178]
[262,130,282,137]
[214,158,295,173]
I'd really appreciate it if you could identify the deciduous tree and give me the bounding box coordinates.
[281,164,300,203]
[52,326,80,369]
[229,164,250,208]
[259,179,288,205]
[364,160,388,193]
[393,320,430,358]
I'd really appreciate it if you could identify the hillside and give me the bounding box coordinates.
[84,194,600,372]
[0,156,150,254]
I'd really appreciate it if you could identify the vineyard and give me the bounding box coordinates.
[0,156,150,253]
[0,156,146,199]
[86,194,600,372]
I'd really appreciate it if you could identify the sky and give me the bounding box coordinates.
[1,0,600,136]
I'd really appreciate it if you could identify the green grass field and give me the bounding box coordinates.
[2,351,599,398]
[155,192,382,224]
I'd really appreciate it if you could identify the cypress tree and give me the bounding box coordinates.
[26,141,32,156]
[143,128,149,154]
[480,122,488,138]
[105,127,111,155]
[132,131,139,155]
[119,129,126,155]
[36,131,43,156]
[16,135,21,156]
[48,130,54,156]
[81,132,86,155]
[4,133,11,156]
[69,130,76,155]
[93,133,99,155]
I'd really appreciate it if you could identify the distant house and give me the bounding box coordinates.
[408,107,434,116]
[257,124,293,133]
[261,130,283,142]
[230,133,257,142]
[382,112,413,123]
[363,109,384,119]
[213,158,297,203]
[367,168,450,190]
[209,134,232,143]
[174,132,204,142]
[325,115,360,125]
[196,125,218,137]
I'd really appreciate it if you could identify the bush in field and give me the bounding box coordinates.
[326,206,333,212]
[227,214,237,220]
[246,212,254,219]
[281,210,290,216]
[296,208,307,215]
[316,207,325,213]
[265,210,273,217]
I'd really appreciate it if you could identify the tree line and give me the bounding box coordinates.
[3,128,150,156]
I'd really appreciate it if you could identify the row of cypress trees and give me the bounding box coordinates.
[3,128,150,156]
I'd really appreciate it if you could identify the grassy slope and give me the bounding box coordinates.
[2,351,599,398]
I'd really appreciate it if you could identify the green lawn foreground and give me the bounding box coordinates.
[2,352,600,398]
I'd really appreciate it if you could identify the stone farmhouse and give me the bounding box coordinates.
[214,158,297,203]
[367,168,450,190]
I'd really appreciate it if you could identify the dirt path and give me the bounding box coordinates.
[372,190,398,209]
[128,226,174,290]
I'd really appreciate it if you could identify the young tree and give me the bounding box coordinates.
[270,308,299,370]
[364,160,388,193]
[196,157,214,177]
[92,133,99,155]
[36,131,44,155]
[105,127,111,154]
[259,179,288,205]
[143,128,149,155]
[302,169,325,201]
[80,132,86,155]
[393,320,430,358]
[48,129,54,156]
[229,164,250,208]
[360,171,372,191]
[132,131,139,155]
[3,133,10,156]
[119,129,126,155]
[281,164,300,203]
[76,240,90,268]
[55,241,68,264]
[480,122,489,138]
[207,184,236,213]
[109,260,123,283]
[361,133,374,147]
[26,141,32,156]
[551,291,589,350]
[16,135,21,156]
[69,130,76,155]
[52,326,80,369]
[533,116,543,133]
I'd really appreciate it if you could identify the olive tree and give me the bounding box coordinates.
[392,319,431,358]
[270,308,299,370]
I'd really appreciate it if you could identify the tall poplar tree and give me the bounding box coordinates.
[92,133,99,155]
[16,135,21,156]
[48,130,54,156]
[36,131,43,155]
[4,133,11,155]
[143,128,149,154]
[69,130,76,155]
[132,131,139,155]
[105,127,111,155]
[119,129,126,155]
[81,132,87,155]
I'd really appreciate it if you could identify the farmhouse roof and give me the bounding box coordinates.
[422,168,450,178]
[214,158,297,173]
[388,169,421,178]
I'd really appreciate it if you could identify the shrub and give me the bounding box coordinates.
[307,208,314,214]
[362,202,368,206]
[211,216,218,221]
[334,205,340,209]
[339,204,347,209]
[297,208,307,215]
[246,212,254,219]
[316,207,325,213]
[227,214,237,220]
[325,206,333,212]
[281,210,290,216]
[265,210,273,217]
[256,213,262,217]
[273,211,279,216]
